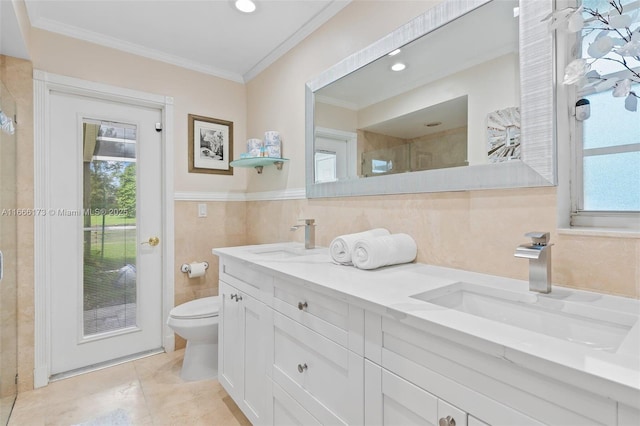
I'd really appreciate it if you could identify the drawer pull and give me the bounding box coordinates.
[297,301,308,311]
[438,416,456,426]
[297,363,308,373]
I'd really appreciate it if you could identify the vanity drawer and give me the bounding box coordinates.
[271,311,363,425]
[220,258,272,301]
[270,381,321,426]
[272,276,363,352]
[376,316,615,426]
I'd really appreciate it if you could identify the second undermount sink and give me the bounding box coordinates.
[411,282,638,353]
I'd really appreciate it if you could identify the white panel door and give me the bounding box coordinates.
[49,91,163,375]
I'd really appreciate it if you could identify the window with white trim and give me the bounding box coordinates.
[568,0,640,229]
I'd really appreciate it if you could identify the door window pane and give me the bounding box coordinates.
[82,121,137,336]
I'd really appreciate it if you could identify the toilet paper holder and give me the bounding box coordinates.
[180,262,209,274]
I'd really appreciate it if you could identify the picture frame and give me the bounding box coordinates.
[188,114,233,175]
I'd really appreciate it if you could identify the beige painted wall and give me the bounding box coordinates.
[244,1,639,298]
[29,28,248,194]
[244,0,438,193]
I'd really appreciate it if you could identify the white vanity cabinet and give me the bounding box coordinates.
[267,276,365,425]
[268,380,323,425]
[218,260,273,426]
[618,404,640,426]
[364,313,619,426]
[217,256,364,426]
[215,246,639,426]
[364,360,469,426]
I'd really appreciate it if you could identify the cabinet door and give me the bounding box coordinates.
[468,415,490,426]
[240,290,270,425]
[271,381,321,426]
[618,404,640,426]
[219,280,271,425]
[365,360,439,426]
[219,281,242,400]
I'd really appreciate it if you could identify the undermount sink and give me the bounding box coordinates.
[249,246,326,259]
[411,282,638,353]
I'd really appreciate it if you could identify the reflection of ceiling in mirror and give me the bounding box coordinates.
[362,95,468,139]
[316,0,519,110]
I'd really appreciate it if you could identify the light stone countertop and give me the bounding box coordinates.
[213,242,640,406]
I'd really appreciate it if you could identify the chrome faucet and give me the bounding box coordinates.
[290,219,316,249]
[514,232,553,293]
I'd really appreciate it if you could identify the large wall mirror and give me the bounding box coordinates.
[305,0,555,198]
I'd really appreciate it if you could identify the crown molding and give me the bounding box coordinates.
[32,17,245,83]
[242,0,351,82]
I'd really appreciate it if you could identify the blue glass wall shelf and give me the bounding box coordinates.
[230,157,289,174]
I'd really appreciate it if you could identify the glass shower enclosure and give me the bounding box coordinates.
[0,81,18,425]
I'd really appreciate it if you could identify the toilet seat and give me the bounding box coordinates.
[170,296,220,320]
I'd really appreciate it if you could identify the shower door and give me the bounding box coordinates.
[0,82,18,425]
[48,92,163,376]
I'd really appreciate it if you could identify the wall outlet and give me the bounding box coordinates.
[198,203,207,218]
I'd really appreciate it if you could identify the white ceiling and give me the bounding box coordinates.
[9,0,350,83]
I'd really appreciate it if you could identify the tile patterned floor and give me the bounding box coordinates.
[8,350,251,426]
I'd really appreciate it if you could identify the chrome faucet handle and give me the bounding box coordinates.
[524,232,550,246]
[291,219,316,249]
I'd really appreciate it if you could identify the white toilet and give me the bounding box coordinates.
[167,296,220,381]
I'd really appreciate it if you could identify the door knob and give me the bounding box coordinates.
[142,236,160,246]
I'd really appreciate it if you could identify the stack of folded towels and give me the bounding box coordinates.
[329,228,417,270]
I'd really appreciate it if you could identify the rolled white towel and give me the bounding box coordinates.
[329,228,390,265]
[352,233,417,270]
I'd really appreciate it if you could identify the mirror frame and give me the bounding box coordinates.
[305,0,555,198]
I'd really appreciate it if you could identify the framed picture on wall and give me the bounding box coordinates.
[188,114,233,175]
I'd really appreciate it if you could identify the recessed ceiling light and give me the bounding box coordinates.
[425,121,442,127]
[388,49,401,56]
[235,0,256,13]
[391,63,406,72]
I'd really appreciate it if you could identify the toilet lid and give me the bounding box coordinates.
[170,296,220,319]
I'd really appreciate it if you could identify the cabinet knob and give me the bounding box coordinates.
[297,363,308,373]
[297,301,308,311]
[230,294,242,302]
[438,416,456,426]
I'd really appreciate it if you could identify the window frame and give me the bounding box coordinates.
[563,0,640,231]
